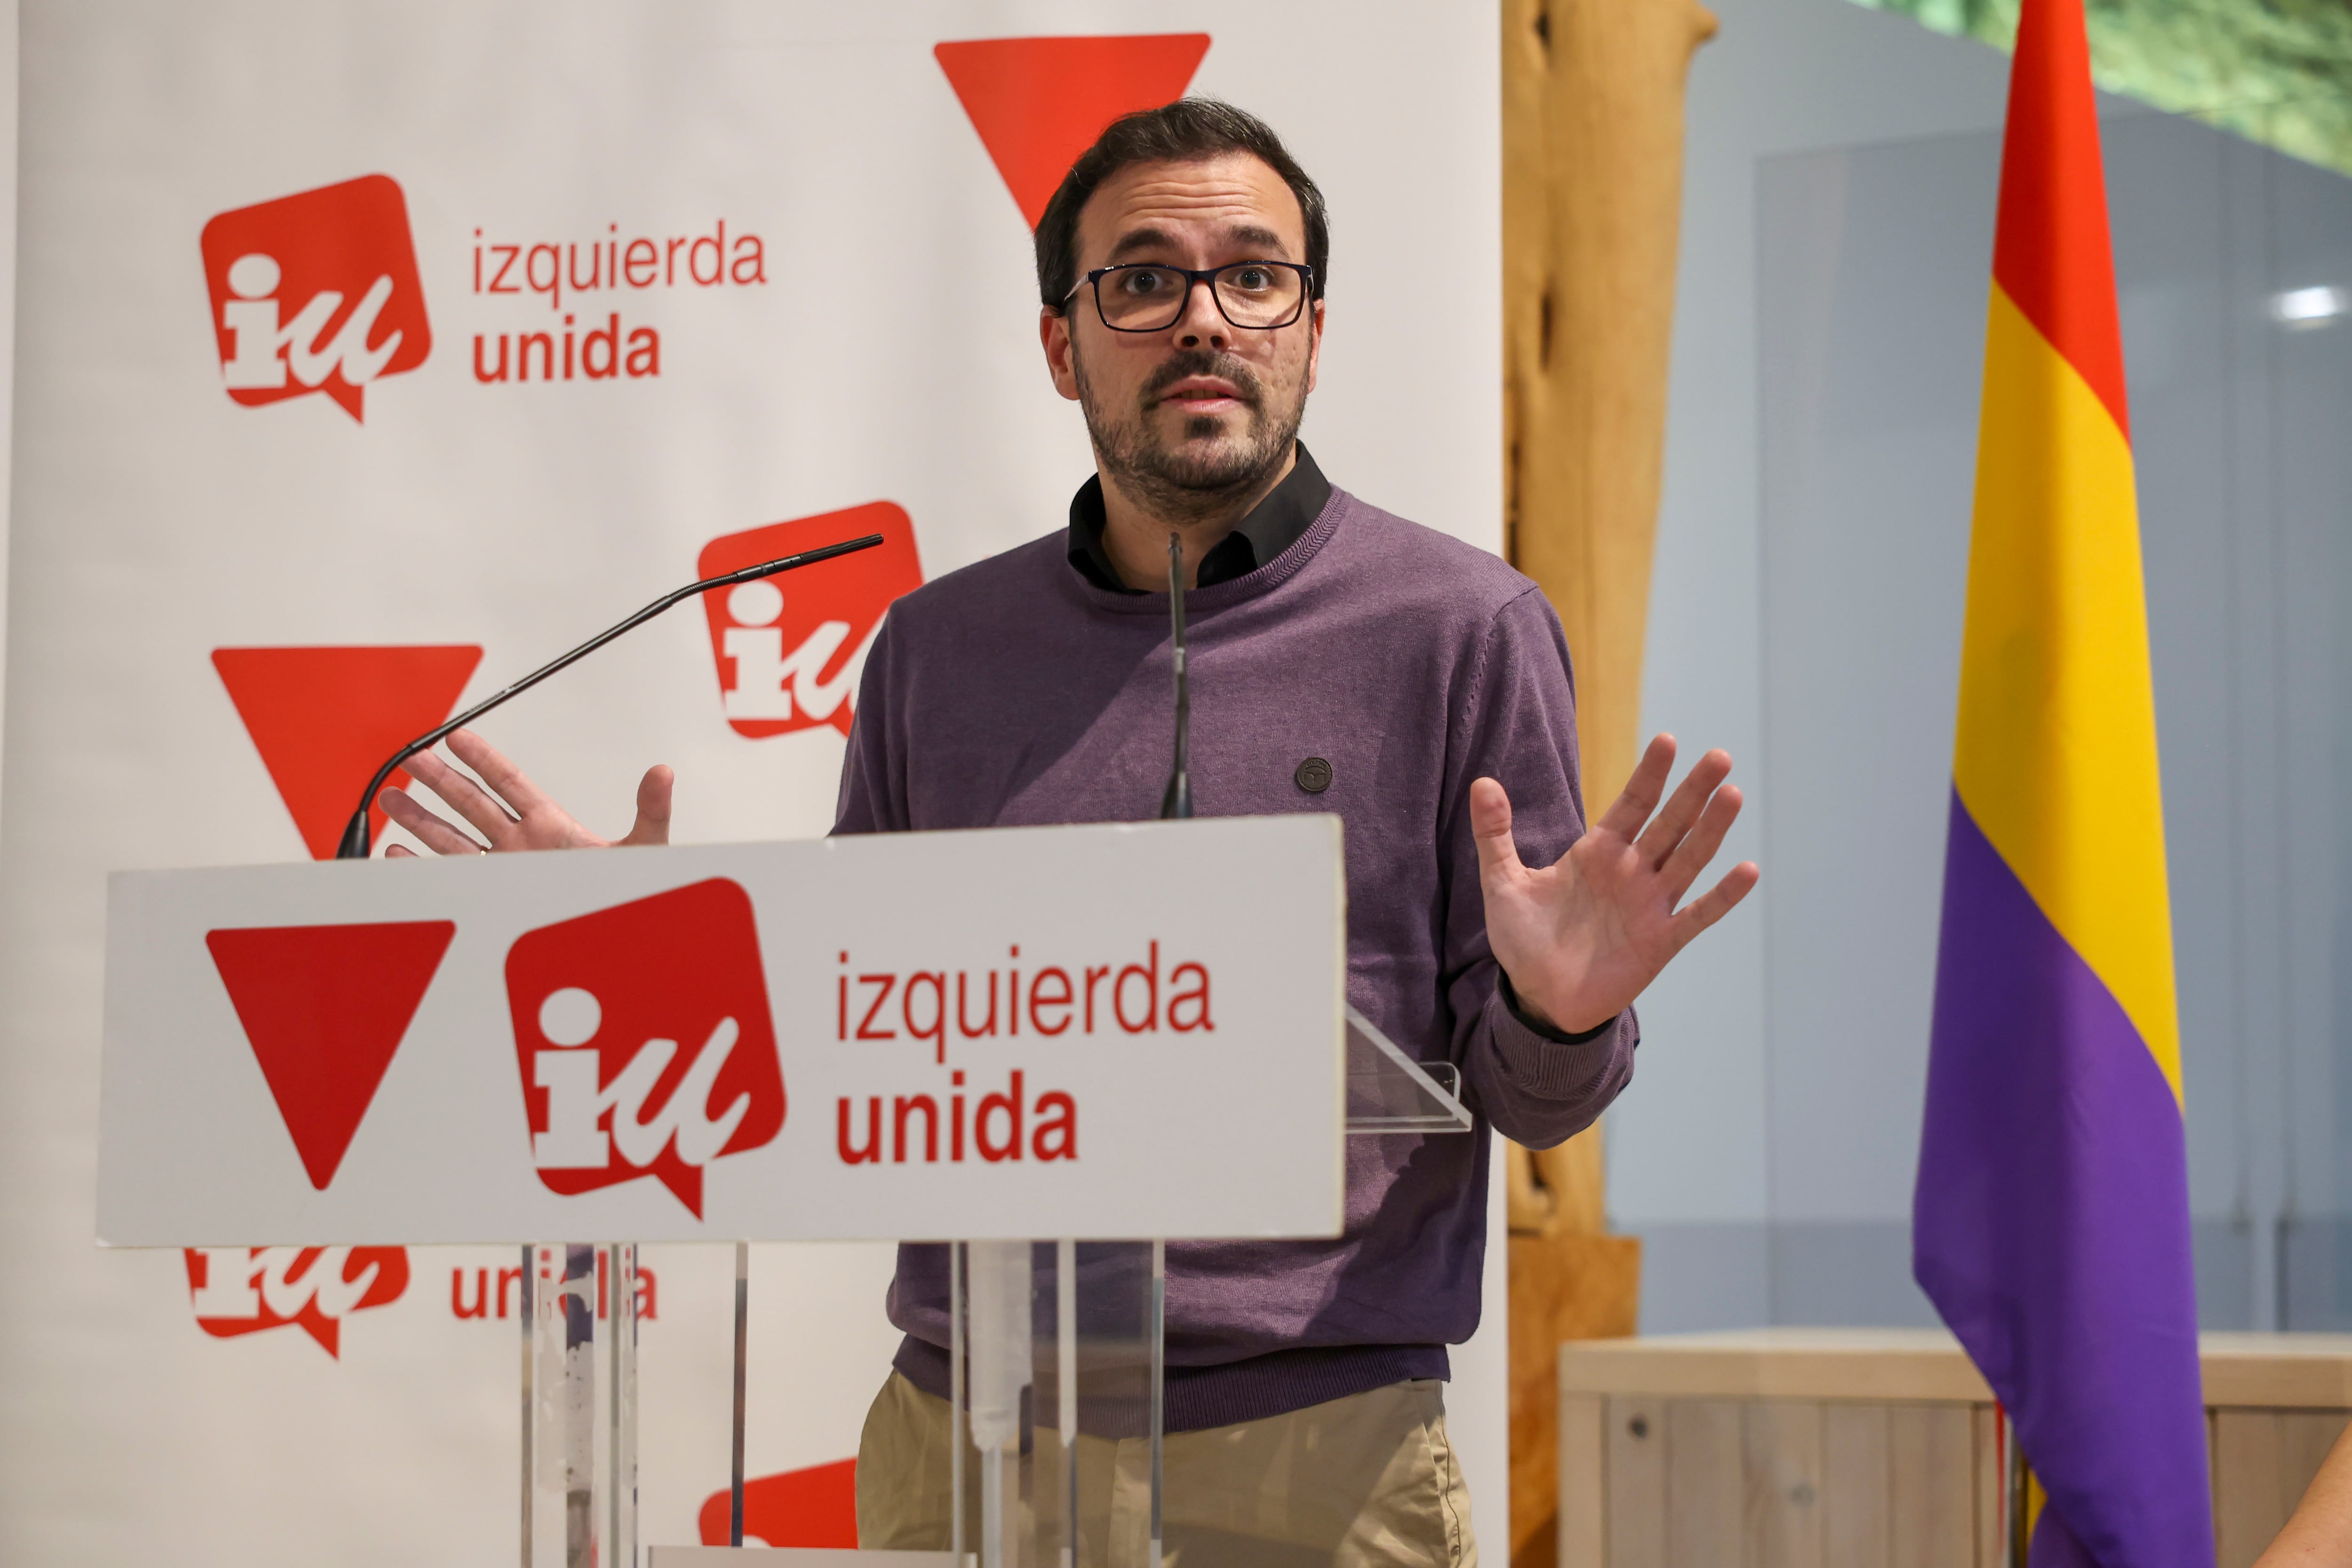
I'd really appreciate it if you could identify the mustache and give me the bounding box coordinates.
[1143,350,1264,406]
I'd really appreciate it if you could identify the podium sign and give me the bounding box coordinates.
[97,816,1345,1246]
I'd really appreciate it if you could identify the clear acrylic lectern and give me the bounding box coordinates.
[619,1006,1471,1568]
[99,817,1369,1568]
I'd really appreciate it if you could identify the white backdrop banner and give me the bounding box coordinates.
[0,2,1502,1563]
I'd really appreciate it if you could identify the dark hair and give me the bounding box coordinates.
[1034,98,1329,313]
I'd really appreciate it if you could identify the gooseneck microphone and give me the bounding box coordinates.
[333,533,885,859]
[1160,532,1193,820]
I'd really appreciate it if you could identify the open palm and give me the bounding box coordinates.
[378,728,671,857]
[1474,734,1759,1035]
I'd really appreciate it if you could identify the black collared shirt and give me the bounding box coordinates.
[1065,443,1333,593]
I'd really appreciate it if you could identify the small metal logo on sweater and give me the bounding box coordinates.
[1295,757,1333,794]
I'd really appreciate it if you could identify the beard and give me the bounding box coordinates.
[1073,344,1308,526]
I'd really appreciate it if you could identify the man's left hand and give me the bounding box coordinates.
[1471,733,1759,1036]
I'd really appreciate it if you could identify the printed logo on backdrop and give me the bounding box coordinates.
[207,920,458,1188]
[697,502,922,739]
[506,879,786,1217]
[200,175,432,422]
[184,1246,410,1357]
[212,645,483,860]
[699,1460,858,1551]
[469,218,765,385]
[935,35,1210,229]
[450,1248,660,1322]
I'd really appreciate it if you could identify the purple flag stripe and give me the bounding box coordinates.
[1916,790,2210,1566]
[2034,1504,2102,1568]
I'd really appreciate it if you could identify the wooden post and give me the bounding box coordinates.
[1500,0,1714,1561]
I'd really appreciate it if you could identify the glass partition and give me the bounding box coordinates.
[1753,95,2352,1331]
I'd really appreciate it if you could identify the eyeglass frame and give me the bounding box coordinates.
[1062,261,1318,334]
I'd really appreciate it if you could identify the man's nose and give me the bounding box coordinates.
[1172,276,1232,351]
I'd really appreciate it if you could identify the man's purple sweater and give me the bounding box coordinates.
[833,481,1637,1430]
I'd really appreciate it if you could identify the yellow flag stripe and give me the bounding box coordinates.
[1952,284,2183,1106]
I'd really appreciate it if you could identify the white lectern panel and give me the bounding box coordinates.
[98,816,1344,1245]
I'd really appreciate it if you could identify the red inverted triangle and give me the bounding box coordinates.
[207,921,456,1190]
[936,35,1212,230]
[213,646,482,860]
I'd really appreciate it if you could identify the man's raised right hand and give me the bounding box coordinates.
[378,727,672,857]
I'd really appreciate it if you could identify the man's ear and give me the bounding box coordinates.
[1041,309,1081,402]
[1304,296,1326,396]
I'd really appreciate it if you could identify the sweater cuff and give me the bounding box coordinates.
[1497,969,1619,1045]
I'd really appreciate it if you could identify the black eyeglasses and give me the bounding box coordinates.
[1067,262,1315,333]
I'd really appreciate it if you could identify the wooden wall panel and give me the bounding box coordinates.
[1560,1337,2352,1566]
[1605,1396,1668,1568]
[1742,1401,1824,1568]
[2214,1410,2288,1568]
[2213,1409,2351,1568]
[1820,1405,1890,1568]
[2280,1411,2349,1515]
[1665,1400,1746,1567]
[1886,1404,1974,1568]
[1971,1407,2003,1568]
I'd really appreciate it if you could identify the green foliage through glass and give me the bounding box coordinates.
[1849,0,2352,175]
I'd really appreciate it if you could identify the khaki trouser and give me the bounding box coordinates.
[856,1370,1477,1567]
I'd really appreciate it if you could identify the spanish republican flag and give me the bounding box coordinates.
[1911,0,2213,1559]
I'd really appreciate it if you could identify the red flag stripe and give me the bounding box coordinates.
[1989,0,2130,440]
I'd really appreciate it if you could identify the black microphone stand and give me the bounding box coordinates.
[1160,532,1193,820]
[333,533,885,859]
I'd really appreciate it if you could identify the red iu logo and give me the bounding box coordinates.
[184,1246,410,1357]
[697,502,923,740]
[506,879,785,1217]
[199,173,431,422]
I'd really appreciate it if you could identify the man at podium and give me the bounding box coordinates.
[382,99,1755,1568]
